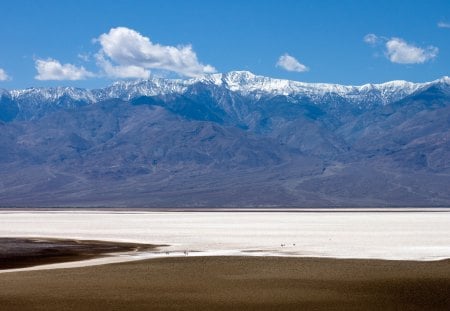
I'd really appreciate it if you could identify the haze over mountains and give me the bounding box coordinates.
[0,71,449,207]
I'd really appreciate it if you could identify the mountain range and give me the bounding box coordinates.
[1,71,449,207]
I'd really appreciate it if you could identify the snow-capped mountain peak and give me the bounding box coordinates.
[435,76,450,85]
[190,71,432,104]
[10,86,96,103]
[99,71,431,103]
[1,72,448,118]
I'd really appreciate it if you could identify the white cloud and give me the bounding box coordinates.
[95,53,150,79]
[385,38,438,64]
[0,68,10,81]
[363,33,380,45]
[95,27,216,78]
[364,34,439,64]
[438,21,450,28]
[35,58,95,80]
[276,54,309,72]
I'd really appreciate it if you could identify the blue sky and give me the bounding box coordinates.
[0,0,449,89]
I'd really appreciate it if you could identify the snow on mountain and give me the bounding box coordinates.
[10,87,97,103]
[93,71,438,105]
[1,71,446,114]
[437,76,450,84]
[96,78,190,101]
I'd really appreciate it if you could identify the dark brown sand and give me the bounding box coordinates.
[1,255,449,311]
[0,238,157,269]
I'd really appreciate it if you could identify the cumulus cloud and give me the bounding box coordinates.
[35,58,95,80]
[385,38,438,64]
[276,54,309,72]
[364,34,438,64]
[95,27,216,78]
[0,68,10,81]
[438,21,450,28]
[95,53,150,79]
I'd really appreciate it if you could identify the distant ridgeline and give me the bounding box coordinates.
[0,72,449,207]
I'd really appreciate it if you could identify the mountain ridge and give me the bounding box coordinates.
[0,72,449,207]
[3,71,449,108]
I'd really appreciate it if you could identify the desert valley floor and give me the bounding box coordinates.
[0,209,449,310]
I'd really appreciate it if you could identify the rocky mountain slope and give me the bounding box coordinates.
[0,72,449,207]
